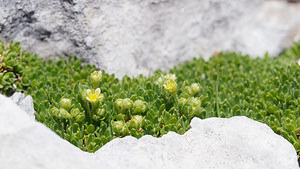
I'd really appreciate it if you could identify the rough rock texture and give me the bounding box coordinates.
[9,92,35,119]
[0,94,95,169]
[0,94,298,169]
[1,1,300,78]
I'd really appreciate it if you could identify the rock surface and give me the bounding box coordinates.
[0,94,298,169]
[9,92,35,119]
[1,0,300,78]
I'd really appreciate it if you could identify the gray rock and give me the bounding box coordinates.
[1,1,300,78]
[0,94,298,169]
[9,92,35,119]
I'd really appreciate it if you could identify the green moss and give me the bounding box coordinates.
[0,40,299,155]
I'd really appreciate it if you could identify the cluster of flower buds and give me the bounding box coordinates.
[112,120,129,136]
[129,115,145,130]
[115,98,133,112]
[51,107,71,120]
[51,98,73,120]
[112,115,145,136]
[185,83,201,96]
[188,97,201,117]
[178,97,188,107]
[132,99,147,115]
[178,97,201,117]
[51,98,85,122]
[70,108,85,122]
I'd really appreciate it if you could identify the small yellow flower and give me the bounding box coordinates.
[86,88,102,103]
[163,80,177,94]
[91,71,102,87]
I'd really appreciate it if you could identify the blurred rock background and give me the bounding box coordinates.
[0,0,300,78]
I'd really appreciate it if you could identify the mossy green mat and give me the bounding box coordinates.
[0,40,299,157]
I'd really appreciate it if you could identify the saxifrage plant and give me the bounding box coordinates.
[0,40,299,156]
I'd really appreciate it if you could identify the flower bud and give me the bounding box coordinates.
[58,108,72,119]
[50,107,59,117]
[123,98,133,110]
[112,121,129,135]
[115,99,123,110]
[92,114,100,121]
[133,100,147,114]
[96,108,105,117]
[178,98,187,107]
[70,108,80,117]
[60,98,72,110]
[91,71,102,88]
[70,108,85,122]
[187,97,201,117]
[129,115,144,130]
[189,97,201,107]
[190,83,201,96]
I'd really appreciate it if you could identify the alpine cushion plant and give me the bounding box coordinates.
[0,40,299,161]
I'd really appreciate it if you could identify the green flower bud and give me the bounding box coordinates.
[115,99,123,109]
[178,98,188,107]
[70,108,80,117]
[60,98,72,110]
[190,83,201,96]
[185,86,192,95]
[129,115,144,130]
[123,98,133,110]
[96,108,105,117]
[50,107,60,117]
[91,71,102,88]
[133,100,147,114]
[187,97,201,117]
[58,108,72,119]
[189,97,201,107]
[115,98,133,113]
[93,114,100,122]
[189,107,198,117]
[70,108,85,122]
[112,121,129,136]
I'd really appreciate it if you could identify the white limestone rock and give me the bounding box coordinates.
[95,117,299,169]
[0,94,298,169]
[1,1,300,78]
[0,94,98,169]
[9,92,35,119]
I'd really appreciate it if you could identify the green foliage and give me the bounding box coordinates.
[0,40,300,157]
